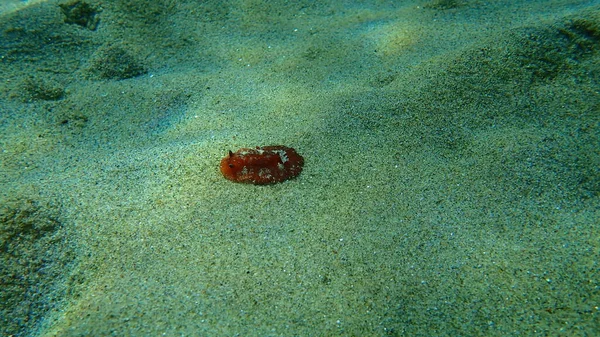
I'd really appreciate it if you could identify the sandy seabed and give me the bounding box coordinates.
[1,0,599,336]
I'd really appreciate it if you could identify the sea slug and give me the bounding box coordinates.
[220,145,304,184]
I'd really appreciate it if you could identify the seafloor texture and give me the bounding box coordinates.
[0,0,599,336]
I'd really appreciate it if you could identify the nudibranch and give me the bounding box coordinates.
[220,145,304,184]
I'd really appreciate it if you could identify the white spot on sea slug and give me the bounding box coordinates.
[276,150,289,163]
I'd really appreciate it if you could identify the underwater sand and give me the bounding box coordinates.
[1,0,599,336]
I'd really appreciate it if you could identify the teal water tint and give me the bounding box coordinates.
[0,0,599,336]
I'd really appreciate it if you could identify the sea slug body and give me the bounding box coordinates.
[220,145,304,184]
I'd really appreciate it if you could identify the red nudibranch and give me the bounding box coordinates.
[220,145,304,184]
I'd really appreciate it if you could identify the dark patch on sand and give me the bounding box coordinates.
[59,0,101,31]
[11,75,66,102]
[85,43,147,80]
[0,197,79,337]
[0,2,97,69]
